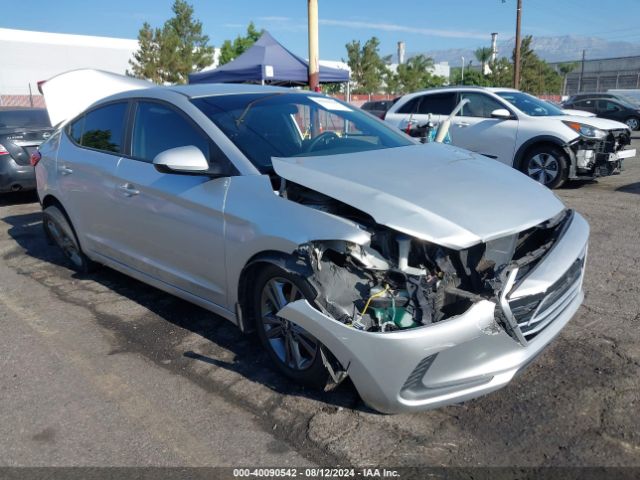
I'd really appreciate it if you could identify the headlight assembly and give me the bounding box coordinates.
[562,121,607,139]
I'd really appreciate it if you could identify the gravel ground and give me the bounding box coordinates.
[0,141,639,468]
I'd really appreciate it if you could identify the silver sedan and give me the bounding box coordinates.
[35,73,589,413]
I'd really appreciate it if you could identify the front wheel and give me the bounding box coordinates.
[521,145,568,189]
[625,117,639,130]
[252,265,330,389]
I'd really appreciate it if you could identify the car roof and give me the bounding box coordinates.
[165,83,293,98]
[397,85,520,100]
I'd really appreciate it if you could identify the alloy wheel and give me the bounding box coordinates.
[528,153,559,186]
[626,118,639,130]
[260,277,318,371]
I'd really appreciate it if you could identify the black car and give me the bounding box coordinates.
[566,92,640,107]
[360,99,398,119]
[0,108,53,193]
[563,97,640,130]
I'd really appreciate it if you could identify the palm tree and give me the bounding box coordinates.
[474,47,493,75]
[557,62,578,96]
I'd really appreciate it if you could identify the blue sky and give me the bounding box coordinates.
[4,0,640,60]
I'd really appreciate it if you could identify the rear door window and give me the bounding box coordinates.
[68,102,128,154]
[396,97,421,114]
[416,93,456,115]
[131,101,210,163]
[459,92,505,118]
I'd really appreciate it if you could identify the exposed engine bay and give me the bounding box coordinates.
[279,180,572,334]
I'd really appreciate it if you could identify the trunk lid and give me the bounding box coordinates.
[41,69,152,126]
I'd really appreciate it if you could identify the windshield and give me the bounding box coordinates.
[496,91,565,117]
[0,109,51,129]
[192,93,413,172]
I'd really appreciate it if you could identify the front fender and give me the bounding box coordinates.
[223,175,370,308]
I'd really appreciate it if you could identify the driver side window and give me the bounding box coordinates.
[131,101,210,163]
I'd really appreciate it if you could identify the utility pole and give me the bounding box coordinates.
[513,0,523,89]
[307,0,320,92]
[578,49,586,93]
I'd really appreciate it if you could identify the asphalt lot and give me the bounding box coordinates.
[1,141,639,468]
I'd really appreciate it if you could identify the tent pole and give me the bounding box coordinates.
[346,82,350,103]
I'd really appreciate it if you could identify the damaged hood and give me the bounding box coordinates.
[41,69,152,126]
[273,144,564,249]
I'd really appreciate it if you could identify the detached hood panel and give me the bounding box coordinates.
[273,144,564,249]
[42,69,152,126]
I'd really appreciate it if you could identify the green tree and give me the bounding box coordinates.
[487,57,513,87]
[474,47,492,75]
[128,0,214,84]
[450,67,490,87]
[395,55,444,93]
[218,22,262,65]
[383,68,401,95]
[513,36,561,95]
[557,62,578,95]
[345,37,387,94]
[128,22,162,83]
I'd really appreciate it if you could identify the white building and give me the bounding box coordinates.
[0,28,140,102]
[0,27,347,105]
[386,61,451,83]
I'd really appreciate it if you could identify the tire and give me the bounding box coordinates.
[625,117,639,131]
[252,264,330,389]
[43,205,96,274]
[520,144,568,189]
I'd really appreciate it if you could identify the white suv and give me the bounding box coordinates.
[385,87,635,188]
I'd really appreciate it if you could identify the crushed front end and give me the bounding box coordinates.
[568,127,635,179]
[276,184,590,412]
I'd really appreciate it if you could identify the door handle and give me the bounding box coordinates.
[59,165,73,175]
[456,122,470,127]
[118,183,140,197]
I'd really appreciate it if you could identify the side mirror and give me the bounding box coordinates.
[153,145,210,175]
[491,108,513,120]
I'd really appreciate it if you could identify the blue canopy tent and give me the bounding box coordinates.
[188,31,349,86]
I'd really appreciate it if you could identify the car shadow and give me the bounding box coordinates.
[561,179,597,189]
[2,210,364,412]
[616,182,640,194]
[0,191,39,207]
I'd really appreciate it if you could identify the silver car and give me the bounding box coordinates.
[35,74,589,413]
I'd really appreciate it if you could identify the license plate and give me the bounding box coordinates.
[610,149,636,161]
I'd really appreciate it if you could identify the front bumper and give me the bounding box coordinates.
[278,213,590,414]
[0,155,36,193]
[567,129,635,180]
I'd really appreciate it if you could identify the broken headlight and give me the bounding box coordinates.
[562,120,607,139]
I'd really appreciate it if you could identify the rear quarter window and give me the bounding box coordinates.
[67,102,128,154]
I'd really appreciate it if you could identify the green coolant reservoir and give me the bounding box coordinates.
[369,289,419,329]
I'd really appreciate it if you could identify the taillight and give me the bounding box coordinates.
[0,144,9,156]
[30,151,42,166]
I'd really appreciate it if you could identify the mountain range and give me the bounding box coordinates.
[409,35,640,65]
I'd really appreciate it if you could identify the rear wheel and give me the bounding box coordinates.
[521,145,568,189]
[252,265,329,389]
[43,205,96,274]
[625,117,639,130]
